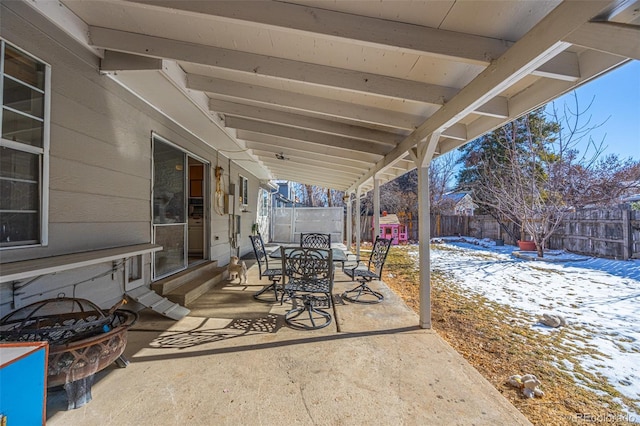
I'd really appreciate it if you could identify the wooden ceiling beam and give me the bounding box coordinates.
[260,160,362,179]
[565,22,640,60]
[250,149,368,172]
[226,117,391,156]
[238,130,382,163]
[100,50,162,72]
[130,0,586,81]
[129,0,510,65]
[269,170,352,190]
[211,99,402,145]
[348,0,612,192]
[89,27,459,105]
[188,74,423,130]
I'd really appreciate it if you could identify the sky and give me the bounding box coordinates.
[549,60,640,161]
[410,238,640,417]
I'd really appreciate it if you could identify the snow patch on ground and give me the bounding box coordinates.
[414,237,640,416]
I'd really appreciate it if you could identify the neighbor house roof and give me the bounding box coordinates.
[440,193,471,203]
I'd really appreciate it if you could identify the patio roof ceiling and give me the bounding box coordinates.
[31,0,639,194]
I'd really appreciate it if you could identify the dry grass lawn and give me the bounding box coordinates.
[380,244,637,426]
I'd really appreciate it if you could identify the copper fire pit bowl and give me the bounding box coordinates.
[0,297,137,409]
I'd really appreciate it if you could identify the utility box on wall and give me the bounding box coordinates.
[225,183,236,214]
[224,194,235,214]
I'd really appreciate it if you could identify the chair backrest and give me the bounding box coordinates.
[367,237,393,278]
[300,233,331,249]
[282,247,333,291]
[249,235,269,277]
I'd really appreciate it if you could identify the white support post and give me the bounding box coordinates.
[290,201,296,243]
[356,188,362,257]
[346,192,353,250]
[416,132,440,329]
[417,164,432,329]
[373,177,381,241]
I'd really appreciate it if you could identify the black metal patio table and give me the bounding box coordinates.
[277,247,335,330]
[270,246,350,289]
[269,247,347,263]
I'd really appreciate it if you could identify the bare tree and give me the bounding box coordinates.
[430,151,461,214]
[354,151,461,241]
[305,184,315,207]
[480,126,564,256]
[546,93,640,207]
[333,189,346,207]
[289,182,345,208]
[464,109,562,257]
[460,93,640,257]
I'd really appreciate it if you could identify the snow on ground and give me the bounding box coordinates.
[409,237,640,416]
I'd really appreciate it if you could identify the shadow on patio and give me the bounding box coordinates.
[46,262,531,425]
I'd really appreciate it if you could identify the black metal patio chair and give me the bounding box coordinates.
[249,235,282,302]
[342,236,392,304]
[281,247,334,330]
[300,233,331,249]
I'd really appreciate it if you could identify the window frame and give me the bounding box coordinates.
[0,40,51,249]
[259,188,269,217]
[239,175,248,206]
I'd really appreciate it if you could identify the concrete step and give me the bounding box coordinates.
[166,266,228,307]
[151,261,219,295]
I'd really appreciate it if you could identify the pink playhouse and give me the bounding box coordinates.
[375,212,408,245]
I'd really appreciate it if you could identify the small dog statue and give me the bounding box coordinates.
[228,256,247,284]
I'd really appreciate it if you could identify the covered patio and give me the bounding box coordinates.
[1,1,638,423]
[9,0,637,327]
[46,262,531,425]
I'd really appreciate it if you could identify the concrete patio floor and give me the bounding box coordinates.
[46,261,532,425]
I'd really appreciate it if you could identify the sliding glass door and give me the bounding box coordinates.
[152,139,187,279]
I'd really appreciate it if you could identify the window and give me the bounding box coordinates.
[259,189,268,217]
[239,175,248,206]
[0,41,50,248]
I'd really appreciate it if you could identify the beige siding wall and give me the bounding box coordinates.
[209,161,260,261]
[0,3,262,312]
[2,4,155,262]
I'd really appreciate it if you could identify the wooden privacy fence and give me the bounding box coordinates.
[357,214,497,242]
[354,207,640,260]
[357,215,473,241]
[547,208,639,260]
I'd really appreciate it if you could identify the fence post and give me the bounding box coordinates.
[622,207,632,261]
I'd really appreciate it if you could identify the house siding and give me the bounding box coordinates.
[0,3,260,314]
